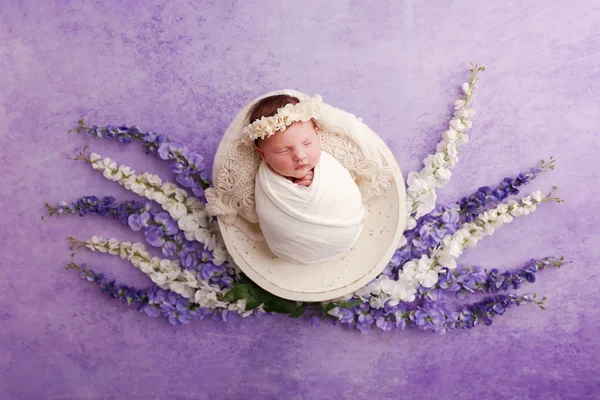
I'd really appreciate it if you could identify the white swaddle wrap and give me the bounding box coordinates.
[255,151,366,265]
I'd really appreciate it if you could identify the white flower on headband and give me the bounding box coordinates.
[241,94,323,145]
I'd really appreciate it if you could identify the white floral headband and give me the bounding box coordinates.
[241,94,323,145]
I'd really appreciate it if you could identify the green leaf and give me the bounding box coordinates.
[288,307,306,318]
[322,303,336,313]
[339,299,362,309]
[222,290,238,302]
[264,298,297,314]
[245,296,262,311]
[248,285,274,303]
[222,283,253,301]
[233,283,253,294]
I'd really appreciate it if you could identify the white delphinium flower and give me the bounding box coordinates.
[397,234,408,249]
[89,153,190,205]
[405,65,485,220]
[405,215,417,230]
[168,202,188,220]
[177,213,202,233]
[403,255,438,288]
[194,281,228,309]
[388,189,551,303]
[454,99,466,110]
[102,160,122,181]
[143,172,162,187]
[461,82,470,94]
[369,295,388,309]
[86,236,107,252]
[212,244,229,266]
[106,238,120,256]
[354,279,382,299]
[161,182,187,203]
[127,243,149,265]
[86,153,225,250]
[449,117,466,132]
[232,299,255,317]
[79,237,213,303]
[185,196,206,212]
[436,252,457,270]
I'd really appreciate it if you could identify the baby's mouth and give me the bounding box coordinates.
[295,164,308,170]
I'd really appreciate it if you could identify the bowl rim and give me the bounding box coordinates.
[213,89,406,302]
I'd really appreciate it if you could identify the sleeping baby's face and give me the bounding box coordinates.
[255,120,321,180]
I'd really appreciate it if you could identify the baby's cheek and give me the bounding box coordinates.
[311,149,321,166]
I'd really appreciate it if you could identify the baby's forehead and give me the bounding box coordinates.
[263,122,316,146]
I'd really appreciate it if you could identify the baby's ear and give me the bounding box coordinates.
[255,145,266,160]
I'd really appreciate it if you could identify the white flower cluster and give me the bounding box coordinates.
[359,191,547,306]
[404,69,483,231]
[89,153,228,265]
[83,236,247,313]
[240,94,323,145]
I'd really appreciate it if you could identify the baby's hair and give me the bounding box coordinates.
[246,94,322,146]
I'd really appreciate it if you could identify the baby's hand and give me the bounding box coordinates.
[295,170,314,187]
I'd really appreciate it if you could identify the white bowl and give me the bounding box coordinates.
[213,89,406,302]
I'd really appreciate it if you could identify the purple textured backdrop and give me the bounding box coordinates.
[1,1,599,399]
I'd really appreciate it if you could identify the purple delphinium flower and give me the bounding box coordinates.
[187,152,205,172]
[199,169,212,181]
[74,263,149,311]
[393,163,546,278]
[393,205,462,276]
[456,266,487,294]
[456,293,536,329]
[176,170,196,188]
[457,166,543,223]
[376,318,393,331]
[154,212,179,236]
[356,313,375,333]
[142,130,158,143]
[159,292,192,325]
[157,142,172,160]
[417,287,444,302]
[51,196,151,224]
[383,302,411,329]
[72,120,212,191]
[168,140,189,156]
[56,200,69,214]
[189,307,215,320]
[181,252,200,270]
[144,287,209,325]
[191,184,205,199]
[68,256,234,325]
[199,262,226,280]
[218,309,232,322]
[145,288,167,317]
[128,210,152,231]
[145,225,165,247]
[310,315,321,327]
[57,197,236,290]
[210,274,234,289]
[162,241,178,257]
[420,257,564,300]
[410,301,446,334]
[129,210,237,290]
[144,303,161,318]
[128,214,143,231]
[329,307,355,325]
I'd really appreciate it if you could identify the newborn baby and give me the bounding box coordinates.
[243,94,366,265]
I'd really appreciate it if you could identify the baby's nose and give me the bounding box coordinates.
[293,150,306,161]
